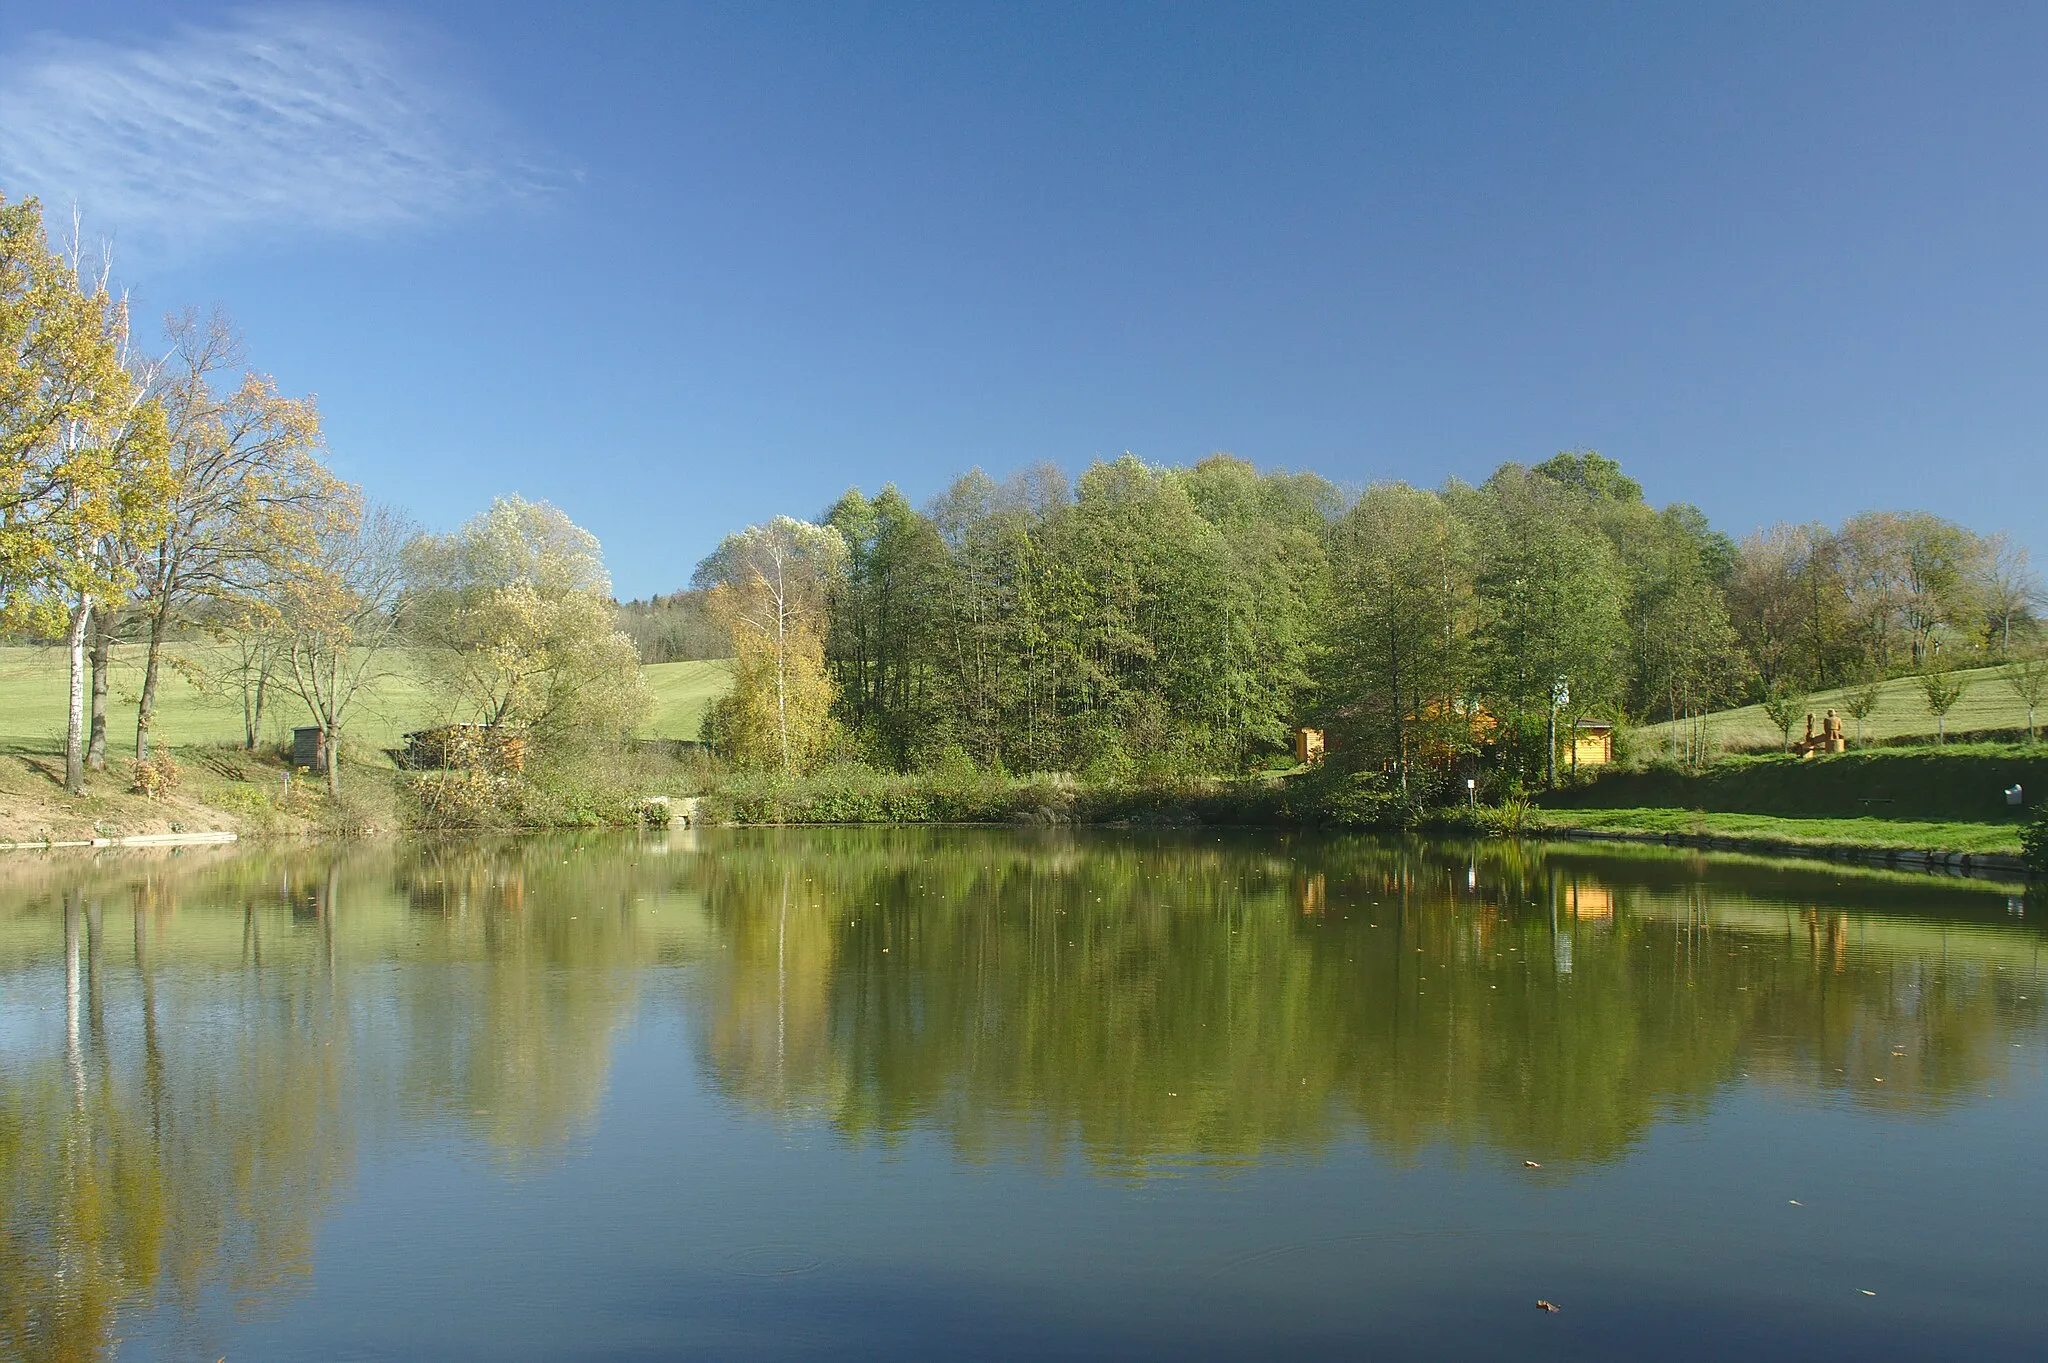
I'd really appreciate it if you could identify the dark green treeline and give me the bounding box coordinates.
[815,452,2033,784]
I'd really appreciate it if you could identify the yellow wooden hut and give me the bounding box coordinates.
[1569,720,1615,769]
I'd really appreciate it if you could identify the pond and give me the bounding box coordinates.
[0,829,2043,1360]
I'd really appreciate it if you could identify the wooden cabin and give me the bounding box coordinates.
[403,723,527,774]
[1292,727,1326,765]
[292,727,327,774]
[1570,720,1615,769]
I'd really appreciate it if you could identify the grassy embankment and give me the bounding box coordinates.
[1628,661,2038,752]
[0,644,733,841]
[1538,744,2047,861]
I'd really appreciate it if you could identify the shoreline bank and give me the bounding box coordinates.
[1539,824,2033,882]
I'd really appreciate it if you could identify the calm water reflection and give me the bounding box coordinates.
[1,830,2043,1360]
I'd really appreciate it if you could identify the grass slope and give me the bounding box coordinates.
[641,659,732,742]
[1639,662,2040,751]
[0,645,734,758]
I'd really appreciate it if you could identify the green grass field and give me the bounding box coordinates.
[0,645,733,759]
[1636,662,2041,752]
[641,658,732,742]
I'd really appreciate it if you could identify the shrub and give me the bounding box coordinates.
[1479,793,1534,837]
[129,752,182,799]
[2024,816,2048,873]
[404,770,517,828]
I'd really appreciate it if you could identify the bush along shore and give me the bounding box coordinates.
[6,739,2042,882]
[696,763,1531,836]
[690,758,2045,880]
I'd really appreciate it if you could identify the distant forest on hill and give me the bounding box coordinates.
[614,590,725,663]
[684,451,2043,787]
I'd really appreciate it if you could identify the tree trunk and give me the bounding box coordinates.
[776,603,791,775]
[135,603,170,761]
[247,659,268,750]
[325,726,341,798]
[65,597,92,795]
[87,610,114,770]
[1546,703,1557,789]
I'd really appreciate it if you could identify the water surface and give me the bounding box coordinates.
[2,830,2043,1360]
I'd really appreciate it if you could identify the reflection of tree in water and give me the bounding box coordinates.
[0,884,349,1363]
[0,838,711,1360]
[383,839,694,1156]
[686,831,2046,1174]
[0,832,2038,1356]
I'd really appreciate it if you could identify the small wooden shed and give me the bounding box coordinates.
[292,727,328,774]
[403,723,527,774]
[1570,720,1615,769]
[1292,727,1326,765]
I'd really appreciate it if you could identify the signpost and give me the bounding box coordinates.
[1548,678,1569,788]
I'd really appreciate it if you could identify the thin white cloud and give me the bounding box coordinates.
[0,6,555,256]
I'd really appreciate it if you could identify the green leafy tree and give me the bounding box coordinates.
[1841,679,1884,747]
[1760,687,1805,752]
[1326,482,1472,792]
[825,484,953,767]
[1469,468,1628,784]
[1917,667,1968,746]
[2000,656,2046,742]
[408,496,645,756]
[1180,455,1337,771]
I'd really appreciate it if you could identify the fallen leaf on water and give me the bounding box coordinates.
[1523,1160,1541,1168]
[1535,1300,1560,1313]
[1788,1200,1802,1206]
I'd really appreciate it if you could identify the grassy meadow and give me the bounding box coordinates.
[1633,662,2040,753]
[642,657,733,743]
[0,645,732,761]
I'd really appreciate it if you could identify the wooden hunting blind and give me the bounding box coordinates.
[292,727,328,773]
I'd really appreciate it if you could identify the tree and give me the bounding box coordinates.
[0,197,170,793]
[1976,531,2041,657]
[1918,668,1968,746]
[1841,680,1883,748]
[1633,506,1741,761]
[1054,457,1255,773]
[1181,455,1338,772]
[409,492,610,598]
[1727,523,1852,694]
[1469,468,1628,784]
[1760,688,1805,752]
[1838,511,1984,670]
[695,517,846,774]
[824,485,952,767]
[615,589,726,662]
[129,310,343,760]
[275,499,413,796]
[1326,483,1471,793]
[2000,656,2046,743]
[407,497,645,755]
[215,603,286,750]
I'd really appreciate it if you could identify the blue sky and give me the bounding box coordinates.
[2,1,2043,597]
